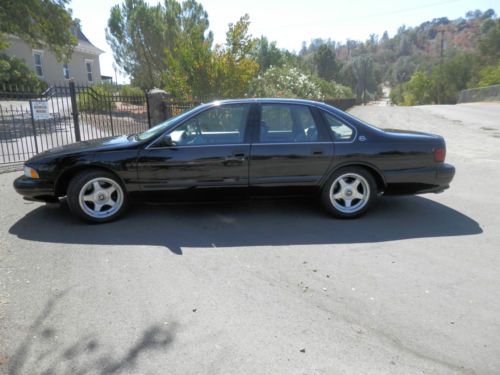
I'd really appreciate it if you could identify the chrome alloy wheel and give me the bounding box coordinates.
[329,173,370,214]
[78,177,124,219]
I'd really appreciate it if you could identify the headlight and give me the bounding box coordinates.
[24,166,39,179]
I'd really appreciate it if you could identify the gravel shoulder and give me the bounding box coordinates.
[1,103,499,375]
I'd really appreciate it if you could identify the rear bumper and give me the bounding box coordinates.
[384,163,455,195]
[13,176,58,203]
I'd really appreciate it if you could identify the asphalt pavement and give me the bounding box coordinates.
[1,102,499,375]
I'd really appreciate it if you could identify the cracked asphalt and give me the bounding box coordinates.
[1,103,499,374]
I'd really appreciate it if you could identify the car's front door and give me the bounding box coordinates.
[249,103,334,194]
[136,103,253,196]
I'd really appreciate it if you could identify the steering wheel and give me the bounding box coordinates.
[186,120,204,144]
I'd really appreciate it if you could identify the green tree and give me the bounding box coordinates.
[398,34,412,56]
[478,18,500,62]
[0,0,77,60]
[345,55,378,103]
[433,53,474,103]
[391,53,475,105]
[210,14,259,98]
[390,56,416,84]
[380,31,389,44]
[251,36,284,72]
[107,0,213,91]
[402,71,436,105]
[224,14,254,60]
[0,54,46,91]
[108,0,174,89]
[163,0,214,99]
[313,44,339,81]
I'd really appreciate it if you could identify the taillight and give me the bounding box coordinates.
[434,147,446,162]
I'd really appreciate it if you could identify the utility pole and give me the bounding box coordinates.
[439,30,445,63]
[363,59,367,105]
[438,30,445,104]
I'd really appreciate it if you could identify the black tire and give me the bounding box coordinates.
[66,169,129,223]
[321,167,377,219]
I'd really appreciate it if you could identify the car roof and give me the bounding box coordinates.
[203,98,327,106]
[202,98,351,119]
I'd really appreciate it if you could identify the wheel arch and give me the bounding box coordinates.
[323,162,387,193]
[55,164,126,197]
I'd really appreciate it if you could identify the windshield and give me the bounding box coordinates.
[135,106,202,141]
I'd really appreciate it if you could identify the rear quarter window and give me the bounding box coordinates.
[323,112,355,142]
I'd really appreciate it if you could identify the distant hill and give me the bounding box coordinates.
[298,8,498,102]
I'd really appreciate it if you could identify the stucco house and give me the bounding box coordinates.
[3,27,104,84]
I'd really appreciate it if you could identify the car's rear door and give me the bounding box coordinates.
[136,103,254,196]
[249,103,334,194]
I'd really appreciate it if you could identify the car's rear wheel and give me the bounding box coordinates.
[67,170,128,223]
[321,167,376,218]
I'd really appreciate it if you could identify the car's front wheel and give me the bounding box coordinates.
[321,167,376,218]
[67,170,128,223]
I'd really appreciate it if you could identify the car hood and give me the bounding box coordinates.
[29,135,139,162]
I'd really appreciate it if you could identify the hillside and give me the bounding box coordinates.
[298,9,499,104]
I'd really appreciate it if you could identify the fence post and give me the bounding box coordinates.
[69,80,81,141]
[145,93,152,129]
[108,99,115,136]
[147,88,170,128]
[28,100,40,154]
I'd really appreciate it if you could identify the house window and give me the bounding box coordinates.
[85,60,93,82]
[33,51,43,77]
[63,63,70,79]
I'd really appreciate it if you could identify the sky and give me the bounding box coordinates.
[69,0,500,83]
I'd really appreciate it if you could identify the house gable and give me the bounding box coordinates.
[2,28,103,84]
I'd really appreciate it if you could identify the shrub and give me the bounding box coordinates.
[119,85,144,97]
[119,85,145,104]
[310,76,353,99]
[389,84,405,104]
[76,85,115,111]
[478,65,500,87]
[403,71,436,105]
[249,65,353,100]
[249,66,322,99]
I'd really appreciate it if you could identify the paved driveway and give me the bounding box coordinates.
[1,103,499,374]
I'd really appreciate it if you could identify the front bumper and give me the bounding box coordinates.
[13,176,58,203]
[384,163,455,195]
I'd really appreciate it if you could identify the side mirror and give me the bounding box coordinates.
[160,134,174,147]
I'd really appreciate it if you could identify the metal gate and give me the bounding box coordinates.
[0,82,150,164]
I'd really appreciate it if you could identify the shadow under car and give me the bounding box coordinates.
[9,196,482,255]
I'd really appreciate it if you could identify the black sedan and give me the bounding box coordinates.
[14,99,455,223]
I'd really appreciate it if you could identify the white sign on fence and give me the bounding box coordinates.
[30,100,50,120]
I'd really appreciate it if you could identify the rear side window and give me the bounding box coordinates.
[259,104,318,143]
[323,112,355,141]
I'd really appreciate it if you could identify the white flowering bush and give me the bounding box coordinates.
[249,65,353,100]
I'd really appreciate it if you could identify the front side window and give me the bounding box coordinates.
[63,63,70,79]
[136,106,202,141]
[323,112,355,141]
[85,61,93,81]
[33,52,43,77]
[168,104,250,146]
[259,104,318,143]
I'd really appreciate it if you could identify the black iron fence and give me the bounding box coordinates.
[0,83,355,165]
[75,85,150,140]
[0,82,151,164]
